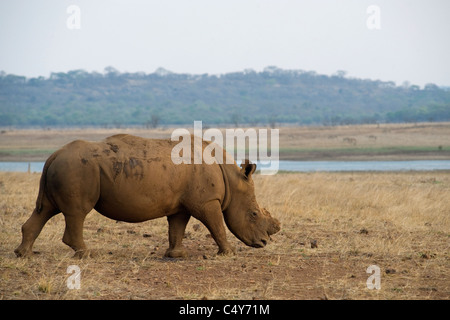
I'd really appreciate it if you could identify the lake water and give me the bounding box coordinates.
[1,160,450,173]
[273,160,450,172]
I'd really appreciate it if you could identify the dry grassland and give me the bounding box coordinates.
[1,171,449,300]
[1,122,450,161]
[279,122,450,160]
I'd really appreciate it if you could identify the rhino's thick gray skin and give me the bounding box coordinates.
[15,134,280,258]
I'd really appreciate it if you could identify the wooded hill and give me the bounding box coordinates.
[1,66,449,127]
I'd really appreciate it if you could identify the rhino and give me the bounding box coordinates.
[15,134,280,258]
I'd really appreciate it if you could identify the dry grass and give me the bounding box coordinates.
[256,171,450,299]
[1,122,450,161]
[279,122,450,148]
[0,170,449,300]
[277,122,450,160]
[0,128,173,161]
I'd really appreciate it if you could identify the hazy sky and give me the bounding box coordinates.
[1,0,449,86]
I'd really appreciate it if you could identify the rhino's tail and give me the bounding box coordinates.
[36,151,59,213]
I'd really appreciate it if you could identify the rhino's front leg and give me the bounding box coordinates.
[195,201,235,256]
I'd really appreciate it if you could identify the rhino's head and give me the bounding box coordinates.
[223,161,281,248]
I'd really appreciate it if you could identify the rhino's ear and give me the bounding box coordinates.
[240,159,256,178]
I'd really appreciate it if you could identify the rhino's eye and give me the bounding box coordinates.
[251,211,258,218]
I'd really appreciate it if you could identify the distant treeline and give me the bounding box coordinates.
[1,66,449,127]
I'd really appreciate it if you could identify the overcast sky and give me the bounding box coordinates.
[1,0,449,86]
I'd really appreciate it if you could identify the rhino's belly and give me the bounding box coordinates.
[94,194,180,222]
[94,180,182,222]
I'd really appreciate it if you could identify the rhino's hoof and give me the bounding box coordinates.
[72,249,96,259]
[217,247,236,256]
[14,246,31,258]
[164,248,188,259]
[14,249,24,258]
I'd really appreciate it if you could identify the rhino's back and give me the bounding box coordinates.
[43,135,188,222]
[45,134,226,222]
[93,135,191,221]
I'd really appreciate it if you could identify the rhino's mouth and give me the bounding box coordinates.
[250,238,267,248]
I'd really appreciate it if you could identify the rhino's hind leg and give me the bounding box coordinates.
[164,211,191,258]
[62,213,91,258]
[15,207,59,257]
